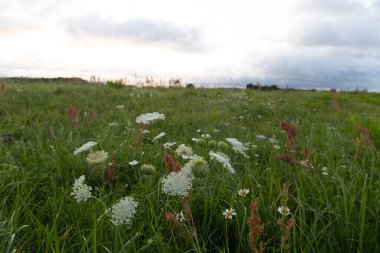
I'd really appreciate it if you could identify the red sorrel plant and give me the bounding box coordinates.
[164,153,181,173]
[354,125,375,150]
[134,126,148,146]
[281,121,296,152]
[85,111,94,127]
[332,90,340,113]
[247,199,265,253]
[68,104,79,128]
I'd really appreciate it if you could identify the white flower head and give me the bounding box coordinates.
[175,211,185,223]
[175,144,194,159]
[86,150,108,165]
[108,122,118,127]
[70,175,92,203]
[278,206,291,216]
[201,133,211,139]
[73,141,97,155]
[153,132,166,141]
[136,112,165,125]
[163,142,176,149]
[108,196,139,226]
[222,208,237,219]
[116,105,125,109]
[225,138,249,157]
[129,160,139,166]
[256,134,266,140]
[209,151,235,174]
[238,188,250,196]
[161,171,192,197]
[273,145,281,150]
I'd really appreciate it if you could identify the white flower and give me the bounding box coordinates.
[191,138,199,142]
[256,134,266,140]
[108,122,118,127]
[278,206,291,216]
[142,129,150,134]
[268,138,278,144]
[153,132,166,141]
[129,160,139,166]
[70,175,92,203]
[238,188,250,196]
[86,150,108,165]
[222,208,237,219]
[136,112,165,125]
[273,145,281,150]
[73,141,97,155]
[108,196,139,226]
[322,171,329,176]
[175,144,194,159]
[225,138,249,157]
[175,211,185,222]
[116,105,125,109]
[163,142,176,149]
[161,171,192,197]
[209,151,235,174]
[201,134,211,139]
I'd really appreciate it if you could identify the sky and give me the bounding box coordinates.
[0,0,379,90]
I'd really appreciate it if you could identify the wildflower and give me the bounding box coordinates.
[322,167,328,176]
[256,134,266,140]
[175,211,185,222]
[86,150,108,165]
[162,170,192,197]
[129,160,139,166]
[191,138,199,142]
[201,133,211,139]
[73,141,97,155]
[209,151,235,174]
[142,129,150,134]
[136,112,165,125]
[273,145,281,150]
[163,142,176,149]
[186,157,209,179]
[108,196,139,226]
[268,138,278,144]
[153,132,166,141]
[222,208,237,219]
[108,122,118,127]
[140,164,156,175]
[226,138,249,157]
[238,188,250,196]
[116,104,124,109]
[70,175,92,203]
[278,206,291,216]
[164,153,182,173]
[175,144,193,159]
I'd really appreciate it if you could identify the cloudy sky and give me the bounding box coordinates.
[1,0,379,90]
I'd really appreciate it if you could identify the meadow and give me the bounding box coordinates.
[0,79,379,252]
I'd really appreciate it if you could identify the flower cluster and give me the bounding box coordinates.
[162,171,192,197]
[70,175,92,203]
[73,141,97,155]
[209,151,235,174]
[175,144,194,159]
[136,112,165,125]
[86,150,108,165]
[226,138,249,157]
[108,196,139,226]
[153,132,166,141]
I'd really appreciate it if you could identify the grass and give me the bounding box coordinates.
[0,80,379,252]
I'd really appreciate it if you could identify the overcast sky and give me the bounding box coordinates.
[1,0,379,90]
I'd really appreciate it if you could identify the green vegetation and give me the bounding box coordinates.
[0,79,379,252]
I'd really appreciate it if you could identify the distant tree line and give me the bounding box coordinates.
[246,82,279,90]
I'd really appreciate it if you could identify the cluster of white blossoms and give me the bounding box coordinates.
[86,150,109,166]
[70,175,92,203]
[225,138,249,158]
[163,142,176,149]
[175,144,194,159]
[73,141,97,155]
[153,132,166,141]
[108,196,139,226]
[209,151,235,174]
[136,112,165,125]
[161,170,192,197]
[238,188,250,196]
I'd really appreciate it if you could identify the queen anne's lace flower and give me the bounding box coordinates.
[136,112,165,125]
[86,150,108,165]
[73,141,97,155]
[175,144,194,159]
[225,138,249,157]
[108,196,139,226]
[153,132,166,141]
[162,171,192,197]
[209,151,235,174]
[70,175,92,203]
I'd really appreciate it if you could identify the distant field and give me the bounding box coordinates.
[0,80,379,252]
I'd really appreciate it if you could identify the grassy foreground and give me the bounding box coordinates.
[0,80,379,252]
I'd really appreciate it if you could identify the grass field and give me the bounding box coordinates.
[0,80,379,252]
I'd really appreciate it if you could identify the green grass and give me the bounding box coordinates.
[0,80,379,252]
